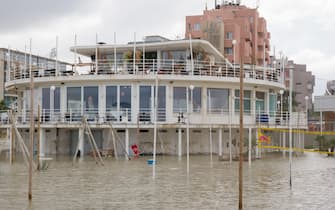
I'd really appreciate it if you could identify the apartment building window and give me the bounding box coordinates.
[194,23,201,31]
[226,32,233,40]
[224,48,233,55]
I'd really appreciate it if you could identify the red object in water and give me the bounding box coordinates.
[131,144,139,157]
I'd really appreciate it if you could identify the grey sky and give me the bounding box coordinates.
[0,0,333,96]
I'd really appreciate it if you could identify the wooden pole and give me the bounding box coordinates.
[28,38,34,201]
[238,45,244,210]
[37,104,41,170]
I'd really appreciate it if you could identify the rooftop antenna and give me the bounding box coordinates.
[256,0,260,9]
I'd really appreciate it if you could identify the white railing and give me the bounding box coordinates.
[6,59,282,84]
[0,109,307,128]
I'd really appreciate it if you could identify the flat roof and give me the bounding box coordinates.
[70,39,230,64]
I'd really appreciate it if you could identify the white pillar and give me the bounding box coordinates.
[248,127,252,165]
[209,127,213,164]
[78,128,84,158]
[255,128,259,158]
[229,126,232,163]
[39,128,46,158]
[219,128,222,157]
[8,128,12,162]
[283,131,286,157]
[125,128,129,160]
[178,128,182,157]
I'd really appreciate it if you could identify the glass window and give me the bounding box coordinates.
[67,87,81,113]
[194,23,201,31]
[173,87,187,113]
[42,88,50,111]
[235,90,251,113]
[269,93,277,116]
[54,87,60,112]
[84,86,98,115]
[157,86,166,121]
[120,86,131,121]
[106,86,117,112]
[226,32,233,40]
[256,91,265,113]
[207,88,229,113]
[140,86,151,111]
[190,87,201,112]
[120,86,131,110]
[224,48,233,55]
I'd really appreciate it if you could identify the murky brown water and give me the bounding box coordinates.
[1,153,335,210]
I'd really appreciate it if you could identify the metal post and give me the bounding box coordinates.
[74,34,77,74]
[289,68,293,188]
[152,75,158,178]
[37,105,41,170]
[95,33,98,75]
[114,32,117,73]
[248,127,252,166]
[55,36,59,76]
[189,34,194,76]
[219,128,223,158]
[186,86,190,174]
[133,32,136,74]
[28,38,34,201]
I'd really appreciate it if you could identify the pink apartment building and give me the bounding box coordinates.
[186,2,270,66]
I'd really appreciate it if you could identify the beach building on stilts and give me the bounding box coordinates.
[0,36,308,160]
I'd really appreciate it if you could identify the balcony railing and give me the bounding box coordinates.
[6,59,282,84]
[0,109,307,128]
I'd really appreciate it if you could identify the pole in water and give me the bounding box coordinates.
[238,45,244,210]
[28,38,33,200]
[289,68,293,189]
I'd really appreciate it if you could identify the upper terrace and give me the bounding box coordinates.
[5,39,284,90]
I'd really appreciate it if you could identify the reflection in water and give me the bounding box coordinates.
[1,153,335,209]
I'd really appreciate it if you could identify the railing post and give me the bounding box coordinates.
[172,59,174,75]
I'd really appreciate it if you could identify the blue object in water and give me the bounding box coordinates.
[147,159,155,165]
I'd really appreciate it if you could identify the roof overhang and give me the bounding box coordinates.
[70,39,229,63]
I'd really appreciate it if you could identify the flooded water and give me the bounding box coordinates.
[1,153,335,210]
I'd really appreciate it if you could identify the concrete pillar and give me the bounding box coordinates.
[283,132,286,157]
[125,128,129,160]
[39,128,46,158]
[248,127,252,166]
[255,128,259,158]
[218,128,222,157]
[229,127,232,163]
[178,128,182,157]
[78,128,84,158]
[209,127,213,163]
[8,128,12,163]
[99,84,105,123]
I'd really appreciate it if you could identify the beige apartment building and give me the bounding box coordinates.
[284,60,315,112]
[185,2,270,66]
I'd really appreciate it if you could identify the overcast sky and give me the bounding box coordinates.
[0,0,333,95]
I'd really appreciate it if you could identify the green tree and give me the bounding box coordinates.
[0,100,8,111]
